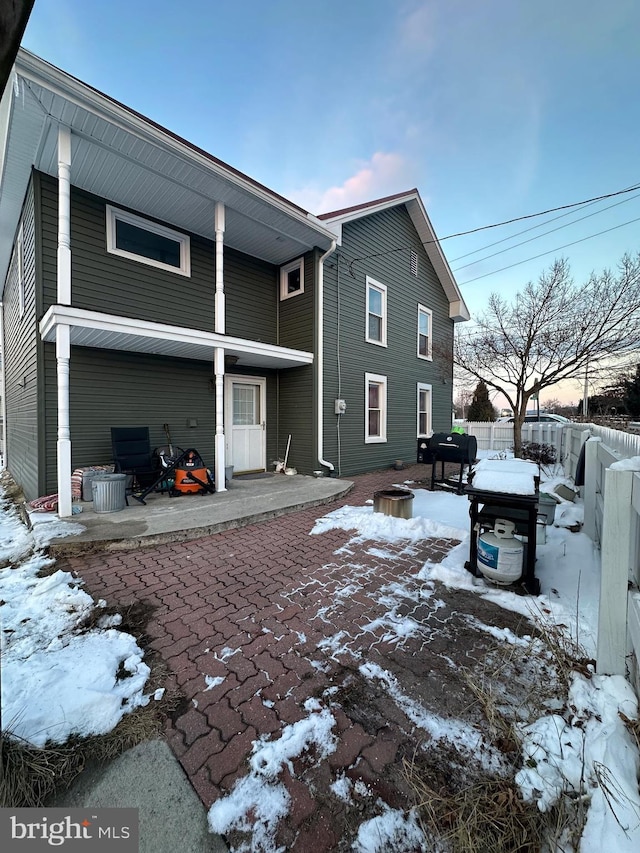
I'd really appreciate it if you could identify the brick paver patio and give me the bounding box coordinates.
[59,464,526,851]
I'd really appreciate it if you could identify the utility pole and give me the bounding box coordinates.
[583,363,589,420]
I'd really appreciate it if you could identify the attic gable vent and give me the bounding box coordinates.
[410,250,418,277]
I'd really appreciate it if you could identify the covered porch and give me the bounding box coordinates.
[0,50,337,515]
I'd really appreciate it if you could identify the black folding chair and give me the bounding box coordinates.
[111,427,159,496]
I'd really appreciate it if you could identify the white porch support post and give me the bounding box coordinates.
[56,324,72,516]
[214,347,226,493]
[597,467,633,675]
[213,202,226,491]
[57,126,72,305]
[56,125,73,516]
[214,202,225,333]
[583,437,601,541]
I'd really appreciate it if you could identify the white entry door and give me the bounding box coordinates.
[225,376,266,473]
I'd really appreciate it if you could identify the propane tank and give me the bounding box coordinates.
[477,518,523,585]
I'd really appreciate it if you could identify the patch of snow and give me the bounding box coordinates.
[330,774,353,802]
[204,675,225,691]
[208,699,338,852]
[310,490,468,543]
[208,774,290,852]
[353,805,426,853]
[610,456,640,471]
[516,673,640,852]
[359,661,507,774]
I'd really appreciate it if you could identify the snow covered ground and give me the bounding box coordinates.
[0,502,160,747]
[1,457,639,852]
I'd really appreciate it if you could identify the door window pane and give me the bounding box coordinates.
[233,385,258,425]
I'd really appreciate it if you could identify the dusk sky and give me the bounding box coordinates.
[22,0,640,404]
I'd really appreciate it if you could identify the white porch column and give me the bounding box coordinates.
[56,125,73,516]
[214,202,225,333]
[214,347,226,493]
[57,126,72,305]
[213,202,226,491]
[56,324,72,516]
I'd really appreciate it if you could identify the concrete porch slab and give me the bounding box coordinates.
[44,474,353,555]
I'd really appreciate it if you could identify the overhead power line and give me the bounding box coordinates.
[449,181,640,263]
[344,180,640,276]
[349,183,640,284]
[452,192,640,273]
[458,214,640,285]
[438,182,640,242]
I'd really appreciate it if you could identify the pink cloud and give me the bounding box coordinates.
[293,152,415,215]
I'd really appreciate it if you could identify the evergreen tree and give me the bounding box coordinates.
[466,380,495,421]
[623,364,640,417]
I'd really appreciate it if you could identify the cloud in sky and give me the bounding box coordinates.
[395,0,437,60]
[290,152,417,215]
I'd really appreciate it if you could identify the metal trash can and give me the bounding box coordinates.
[92,473,127,513]
[373,488,414,519]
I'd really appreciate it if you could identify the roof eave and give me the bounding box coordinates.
[12,49,337,245]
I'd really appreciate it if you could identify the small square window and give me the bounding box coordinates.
[106,205,190,276]
[280,258,304,300]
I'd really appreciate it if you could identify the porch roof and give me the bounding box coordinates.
[0,49,337,288]
[39,305,314,370]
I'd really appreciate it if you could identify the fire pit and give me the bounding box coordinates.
[373,488,414,519]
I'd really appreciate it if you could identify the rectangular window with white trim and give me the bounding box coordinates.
[366,277,387,346]
[417,383,432,437]
[106,205,191,276]
[280,257,304,300]
[365,373,387,443]
[417,304,432,360]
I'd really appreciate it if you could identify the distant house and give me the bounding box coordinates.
[0,49,469,515]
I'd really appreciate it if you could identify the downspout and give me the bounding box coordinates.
[317,240,337,473]
[0,302,6,469]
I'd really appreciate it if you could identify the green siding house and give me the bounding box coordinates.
[0,50,469,513]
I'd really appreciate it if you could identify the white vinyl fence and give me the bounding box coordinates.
[460,421,577,461]
[578,430,640,690]
[461,421,640,690]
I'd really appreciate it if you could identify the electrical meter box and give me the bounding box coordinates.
[334,399,346,415]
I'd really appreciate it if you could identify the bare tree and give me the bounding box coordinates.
[453,254,640,456]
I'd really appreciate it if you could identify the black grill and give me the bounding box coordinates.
[417,432,478,494]
[417,433,478,465]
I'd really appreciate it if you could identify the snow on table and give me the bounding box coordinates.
[470,458,538,495]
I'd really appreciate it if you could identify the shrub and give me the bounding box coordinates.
[520,441,557,465]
